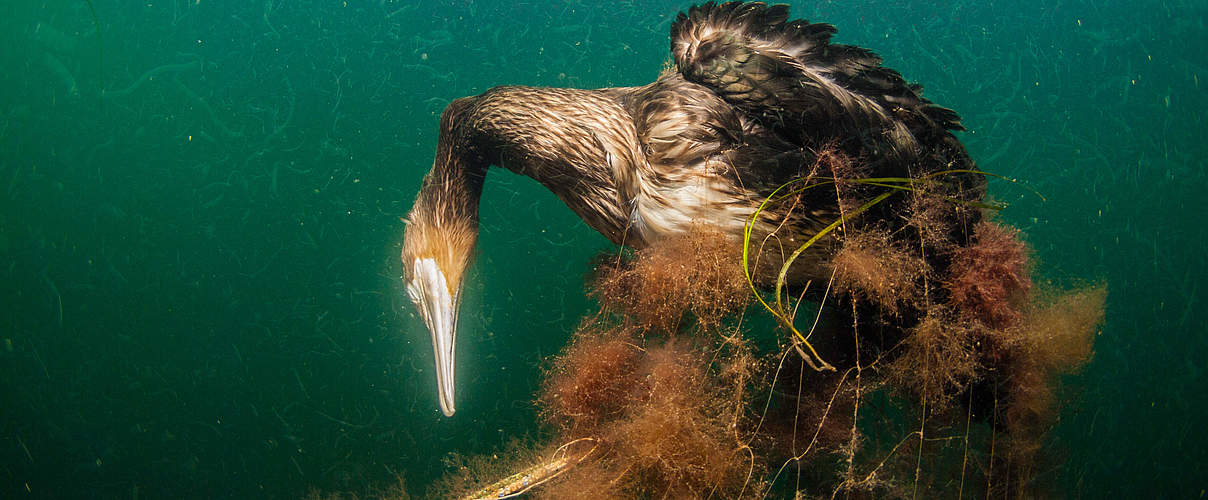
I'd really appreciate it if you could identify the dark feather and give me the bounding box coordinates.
[405,2,984,286]
[671,1,965,161]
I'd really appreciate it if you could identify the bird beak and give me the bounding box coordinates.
[406,257,459,416]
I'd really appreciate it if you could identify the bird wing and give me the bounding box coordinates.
[670,2,963,159]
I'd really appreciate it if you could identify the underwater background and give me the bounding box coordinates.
[0,0,1204,498]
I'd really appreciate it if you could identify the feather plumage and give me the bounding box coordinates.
[401,1,989,418]
[671,1,965,162]
[404,1,983,285]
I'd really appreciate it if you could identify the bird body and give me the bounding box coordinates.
[402,2,982,416]
[430,76,791,248]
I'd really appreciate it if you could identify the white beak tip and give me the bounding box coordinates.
[408,257,461,419]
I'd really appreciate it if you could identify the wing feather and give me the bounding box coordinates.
[670,1,963,160]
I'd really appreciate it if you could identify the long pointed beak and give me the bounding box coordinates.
[406,257,459,416]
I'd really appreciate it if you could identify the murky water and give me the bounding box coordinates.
[1,0,1203,497]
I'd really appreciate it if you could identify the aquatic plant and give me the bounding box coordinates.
[883,308,980,411]
[591,223,748,334]
[947,221,1034,329]
[739,145,994,371]
[831,226,929,316]
[384,130,1097,497]
[537,323,643,433]
[418,137,1101,496]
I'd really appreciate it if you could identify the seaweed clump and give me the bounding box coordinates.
[537,324,643,433]
[428,227,760,500]
[426,168,1104,499]
[831,226,929,316]
[1002,286,1106,457]
[535,227,758,498]
[883,308,980,411]
[947,221,1033,328]
[538,335,756,499]
[592,223,748,333]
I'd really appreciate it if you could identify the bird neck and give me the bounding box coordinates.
[453,86,635,242]
[402,133,488,292]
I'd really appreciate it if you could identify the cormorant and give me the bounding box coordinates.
[402,2,982,416]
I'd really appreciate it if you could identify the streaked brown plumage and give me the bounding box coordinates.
[402,1,983,416]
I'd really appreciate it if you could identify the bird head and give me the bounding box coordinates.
[402,213,477,417]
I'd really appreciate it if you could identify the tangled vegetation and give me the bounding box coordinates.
[424,148,1104,499]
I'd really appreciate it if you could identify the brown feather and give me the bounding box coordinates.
[402,2,983,289]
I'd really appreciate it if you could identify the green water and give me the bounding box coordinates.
[1,0,1203,498]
